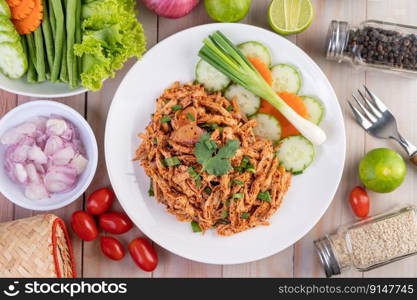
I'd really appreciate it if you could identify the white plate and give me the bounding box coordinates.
[105,23,346,265]
[0,74,86,98]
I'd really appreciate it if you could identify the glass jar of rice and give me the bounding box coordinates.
[314,205,417,277]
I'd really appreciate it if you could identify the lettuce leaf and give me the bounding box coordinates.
[74,0,146,91]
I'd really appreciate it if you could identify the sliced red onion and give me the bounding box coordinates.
[70,154,88,175]
[1,115,89,200]
[28,145,48,164]
[51,146,75,165]
[26,163,41,184]
[25,183,48,200]
[14,163,28,184]
[44,136,64,156]
[46,118,68,136]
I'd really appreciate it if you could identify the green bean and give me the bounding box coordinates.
[26,34,37,71]
[60,41,68,82]
[50,0,65,82]
[33,26,46,82]
[75,0,81,85]
[48,0,56,39]
[24,35,38,83]
[41,0,54,73]
[66,0,77,88]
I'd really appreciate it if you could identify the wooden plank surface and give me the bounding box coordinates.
[0,0,417,278]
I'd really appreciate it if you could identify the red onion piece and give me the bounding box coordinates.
[27,145,48,164]
[51,146,75,165]
[44,136,64,156]
[142,0,200,18]
[70,154,88,175]
[25,183,48,200]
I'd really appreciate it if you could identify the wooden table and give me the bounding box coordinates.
[1,0,417,278]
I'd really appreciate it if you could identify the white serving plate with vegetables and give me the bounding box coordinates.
[105,23,346,264]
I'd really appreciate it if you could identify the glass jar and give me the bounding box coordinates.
[314,205,417,277]
[326,20,417,76]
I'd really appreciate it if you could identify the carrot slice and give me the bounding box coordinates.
[247,56,273,86]
[13,0,42,34]
[259,92,308,138]
[10,0,35,20]
[6,0,22,8]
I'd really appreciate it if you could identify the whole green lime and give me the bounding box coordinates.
[204,0,251,22]
[359,148,406,193]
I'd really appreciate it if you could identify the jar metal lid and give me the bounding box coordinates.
[314,236,341,277]
[326,20,349,63]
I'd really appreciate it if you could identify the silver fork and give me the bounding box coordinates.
[348,85,417,166]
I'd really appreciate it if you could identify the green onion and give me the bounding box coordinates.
[148,181,154,197]
[221,210,229,218]
[241,212,250,219]
[171,104,183,111]
[240,156,250,169]
[153,138,158,145]
[161,116,171,123]
[198,31,326,145]
[232,193,244,199]
[186,112,195,121]
[204,187,212,195]
[232,179,244,185]
[234,166,243,173]
[191,221,202,233]
[216,219,231,225]
[200,123,219,131]
[257,191,272,202]
[188,167,202,187]
[225,199,231,207]
[164,157,181,167]
[226,105,233,112]
[246,164,256,174]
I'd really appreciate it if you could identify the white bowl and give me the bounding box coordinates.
[0,101,98,210]
[0,73,87,98]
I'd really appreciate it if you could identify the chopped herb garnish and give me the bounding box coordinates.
[225,199,231,206]
[232,179,244,185]
[195,133,240,176]
[216,219,231,225]
[200,123,219,131]
[204,187,212,195]
[148,181,154,197]
[221,210,229,218]
[232,193,244,199]
[188,167,202,187]
[161,116,171,123]
[171,104,183,111]
[191,221,202,232]
[226,105,233,112]
[234,166,243,173]
[240,156,250,169]
[153,138,158,145]
[257,191,272,202]
[164,157,181,167]
[246,165,256,174]
[186,112,195,121]
[241,212,250,219]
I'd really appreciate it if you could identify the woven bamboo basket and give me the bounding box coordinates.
[0,214,76,278]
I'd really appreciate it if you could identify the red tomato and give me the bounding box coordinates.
[100,236,125,261]
[128,238,158,272]
[99,212,133,234]
[349,186,370,218]
[71,211,98,241]
[86,188,114,215]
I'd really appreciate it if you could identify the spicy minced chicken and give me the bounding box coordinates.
[135,82,291,236]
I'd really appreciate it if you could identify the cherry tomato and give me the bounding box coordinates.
[99,212,133,234]
[71,211,98,241]
[128,238,158,272]
[100,236,125,261]
[86,188,114,215]
[349,186,370,218]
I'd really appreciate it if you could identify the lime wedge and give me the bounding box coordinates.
[268,0,313,35]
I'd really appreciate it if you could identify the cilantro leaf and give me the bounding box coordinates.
[194,134,240,176]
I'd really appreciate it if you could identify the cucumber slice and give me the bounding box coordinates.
[0,42,28,79]
[0,16,14,32]
[0,31,19,43]
[271,64,302,94]
[195,59,231,92]
[301,96,325,125]
[0,0,10,18]
[276,135,315,174]
[238,41,272,66]
[224,84,260,116]
[251,113,282,141]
